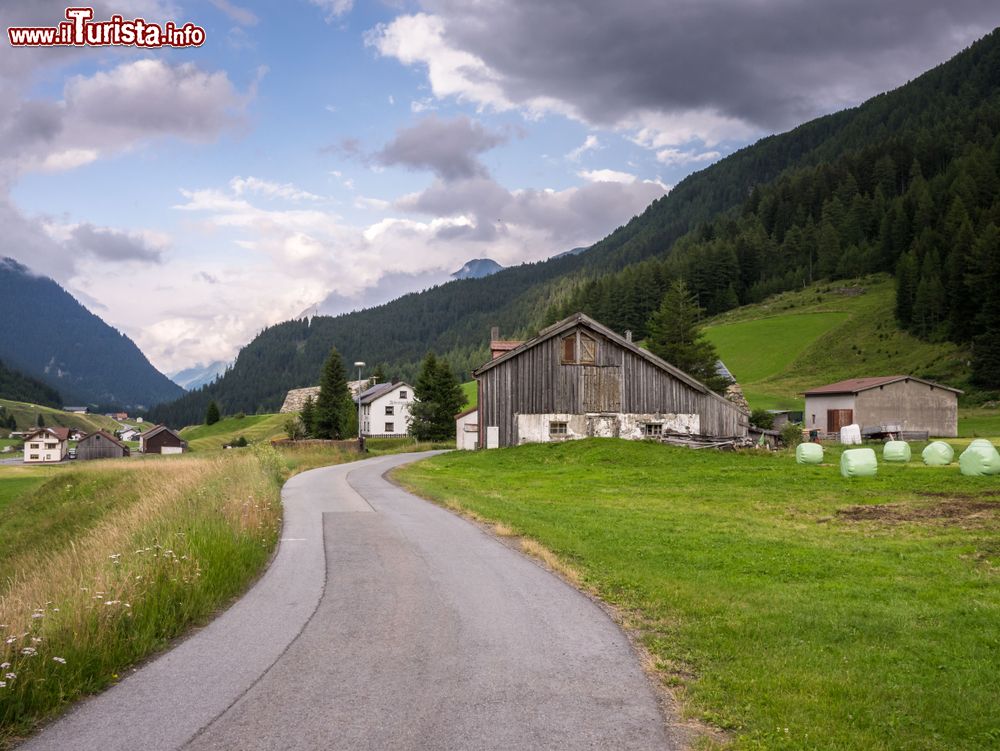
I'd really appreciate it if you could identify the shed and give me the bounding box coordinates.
[140,424,188,454]
[473,313,749,448]
[803,375,961,438]
[455,406,479,450]
[77,430,130,460]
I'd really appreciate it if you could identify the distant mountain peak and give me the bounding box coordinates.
[451,258,503,280]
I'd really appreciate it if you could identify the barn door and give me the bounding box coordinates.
[583,366,621,412]
[827,409,853,433]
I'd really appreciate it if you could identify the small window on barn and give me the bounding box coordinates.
[644,423,663,437]
[579,334,597,364]
[385,422,395,433]
[385,405,394,416]
[549,421,568,435]
[561,335,576,363]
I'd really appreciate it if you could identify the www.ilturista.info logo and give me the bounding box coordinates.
[8,7,206,48]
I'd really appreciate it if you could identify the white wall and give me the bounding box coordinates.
[515,412,700,445]
[364,384,415,436]
[23,435,66,463]
[456,409,478,450]
[804,394,856,432]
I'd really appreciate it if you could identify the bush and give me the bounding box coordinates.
[780,423,804,447]
[750,408,775,429]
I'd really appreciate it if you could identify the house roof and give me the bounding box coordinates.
[803,375,963,396]
[24,427,71,441]
[140,424,184,441]
[455,405,478,420]
[80,430,128,450]
[473,312,741,413]
[355,381,413,405]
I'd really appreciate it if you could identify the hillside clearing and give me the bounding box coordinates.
[703,276,968,411]
[179,413,290,452]
[396,440,1000,751]
[0,400,120,434]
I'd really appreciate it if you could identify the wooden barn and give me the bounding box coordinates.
[804,375,961,438]
[77,430,130,460]
[140,424,188,454]
[473,313,749,448]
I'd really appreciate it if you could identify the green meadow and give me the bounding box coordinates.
[397,439,1000,750]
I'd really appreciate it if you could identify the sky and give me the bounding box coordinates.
[0,1,997,375]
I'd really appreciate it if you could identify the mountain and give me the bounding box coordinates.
[551,247,589,260]
[169,361,229,391]
[0,258,185,408]
[0,358,61,407]
[149,29,1000,427]
[451,259,504,280]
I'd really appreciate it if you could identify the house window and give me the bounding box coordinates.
[399,390,408,399]
[549,421,568,435]
[385,422,395,433]
[385,405,394,416]
[29,454,38,460]
[644,423,663,437]
[30,443,39,449]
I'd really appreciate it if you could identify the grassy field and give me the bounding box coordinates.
[703,276,968,411]
[396,440,1000,750]
[461,381,477,409]
[0,400,120,434]
[179,413,290,452]
[957,408,1000,439]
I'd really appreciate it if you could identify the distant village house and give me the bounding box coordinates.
[23,427,70,463]
[77,430,130,460]
[471,313,749,449]
[140,424,187,454]
[356,382,415,438]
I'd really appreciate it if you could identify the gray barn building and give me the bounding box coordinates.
[76,430,130,460]
[804,375,961,438]
[473,313,749,448]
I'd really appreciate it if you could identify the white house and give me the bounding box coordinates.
[118,427,141,441]
[356,381,415,437]
[23,427,70,463]
[455,407,479,450]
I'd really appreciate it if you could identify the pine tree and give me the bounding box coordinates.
[205,400,221,425]
[971,225,1000,387]
[36,413,44,427]
[646,279,728,392]
[410,353,466,441]
[314,347,352,439]
[300,395,316,438]
[895,251,918,328]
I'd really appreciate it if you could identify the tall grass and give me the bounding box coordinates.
[0,444,287,746]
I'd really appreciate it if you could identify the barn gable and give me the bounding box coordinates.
[473,313,748,448]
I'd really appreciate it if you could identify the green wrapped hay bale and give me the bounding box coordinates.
[883,441,911,462]
[959,443,1000,476]
[922,441,954,466]
[796,442,824,464]
[841,448,878,478]
[968,438,995,451]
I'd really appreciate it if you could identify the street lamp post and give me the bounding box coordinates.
[354,361,365,451]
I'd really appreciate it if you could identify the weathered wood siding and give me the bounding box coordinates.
[76,434,128,460]
[479,325,747,447]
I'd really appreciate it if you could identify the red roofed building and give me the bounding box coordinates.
[803,375,961,437]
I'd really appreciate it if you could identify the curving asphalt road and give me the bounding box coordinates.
[22,451,676,750]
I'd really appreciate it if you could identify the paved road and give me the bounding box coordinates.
[23,452,675,750]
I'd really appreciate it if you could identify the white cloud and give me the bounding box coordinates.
[577,168,636,184]
[229,176,322,202]
[566,135,600,161]
[654,147,723,166]
[309,0,354,21]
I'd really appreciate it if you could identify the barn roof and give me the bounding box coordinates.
[804,375,963,396]
[473,312,740,414]
[140,424,184,441]
[79,430,128,449]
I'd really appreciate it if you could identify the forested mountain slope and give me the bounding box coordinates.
[0,359,61,408]
[0,258,184,409]
[149,29,1000,427]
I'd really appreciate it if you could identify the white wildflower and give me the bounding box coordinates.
[5,637,17,644]
[4,672,14,679]
[0,662,9,669]
[20,647,36,656]
[0,681,6,688]
[52,657,66,664]
[31,613,44,619]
